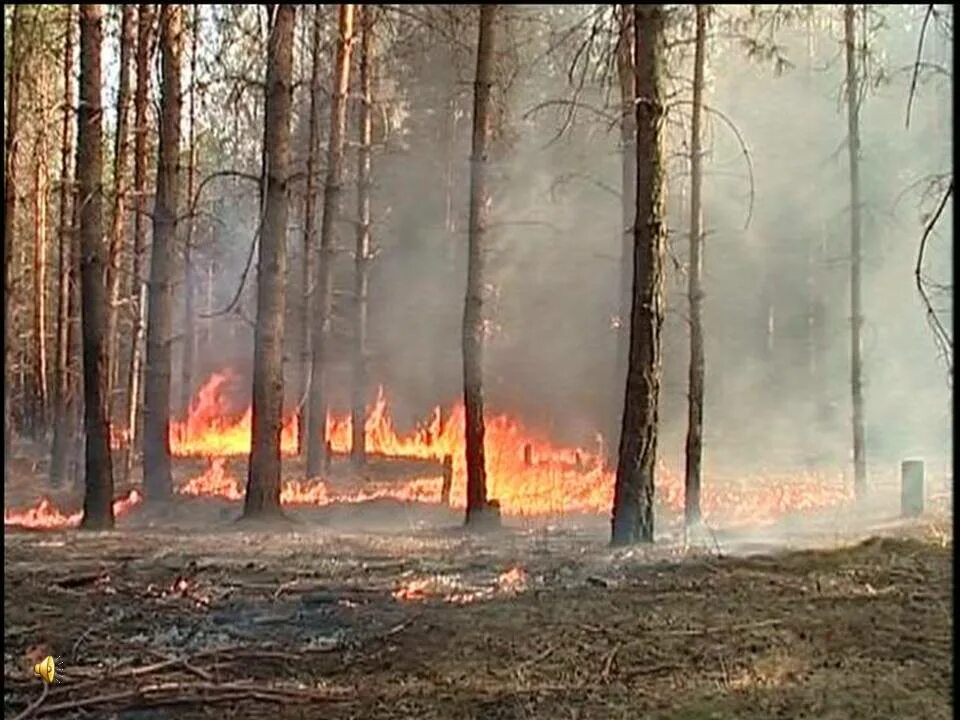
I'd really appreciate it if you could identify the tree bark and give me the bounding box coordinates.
[684,4,707,528]
[298,4,324,458]
[306,3,354,479]
[121,3,155,485]
[843,5,867,500]
[51,4,77,487]
[612,4,636,466]
[351,5,374,468]
[77,3,116,530]
[611,3,666,546]
[143,4,182,503]
[463,4,497,529]
[4,4,25,467]
[179,3,200,420]
[106,4,136,423]
[31,72,50,438]
[242,4,295,519]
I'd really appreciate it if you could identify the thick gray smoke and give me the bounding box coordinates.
[178,5,952,485]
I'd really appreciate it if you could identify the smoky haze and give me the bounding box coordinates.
[176,5,952,486]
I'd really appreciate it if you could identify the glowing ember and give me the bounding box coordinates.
[392,566,530,604]
[4,490,143,530]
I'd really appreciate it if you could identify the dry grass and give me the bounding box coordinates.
[3,503,952,720]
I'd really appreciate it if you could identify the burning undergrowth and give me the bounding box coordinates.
[6,369,861,531]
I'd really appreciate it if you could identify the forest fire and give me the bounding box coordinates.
[5,371,854,530]
[4,490,143,530]
[169,371,854,522]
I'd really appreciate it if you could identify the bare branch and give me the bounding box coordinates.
[906,4,935,130]
[915,178,953,376]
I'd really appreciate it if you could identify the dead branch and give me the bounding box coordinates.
[669,100,756,231]
[914,178,953,375]
[906,4,935,130]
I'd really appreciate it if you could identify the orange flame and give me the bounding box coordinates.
[169,372,853,522]
[3,490,143,530]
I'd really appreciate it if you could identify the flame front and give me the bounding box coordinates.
[171,372,853,522]
[4,490,142,530]
[7,370,855,530]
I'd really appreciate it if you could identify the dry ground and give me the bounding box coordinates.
[3,496,953,720]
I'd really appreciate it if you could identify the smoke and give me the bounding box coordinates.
[177,5,951,486]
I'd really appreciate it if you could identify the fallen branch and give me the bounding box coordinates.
[36,680,347,716]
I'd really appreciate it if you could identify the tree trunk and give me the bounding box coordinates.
[51,4,77,487]
[179,3,200,420]
[31,73,50,438]
[306,3,354,479]
[4,4,25,467]
[611,4,666,547]
[143,4,183,504]
[77,3,116,530]
[121,3,155,485]
[612,3,636,466]
[298,5,324,458]
[843,5,867,500]
[351,5,374,468]
[106,4,136,423]
[178,7,199,419]
[463,4,497,529]
[684,4,707,528]
[242,4,295,519]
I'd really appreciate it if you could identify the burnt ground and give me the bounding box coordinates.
[2,495,953,720]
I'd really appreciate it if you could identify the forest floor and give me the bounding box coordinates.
[3,483,953,720]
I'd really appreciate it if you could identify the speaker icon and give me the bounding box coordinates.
[33,655,58,684]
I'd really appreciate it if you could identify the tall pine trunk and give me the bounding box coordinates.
[106,4,136,422]
[77,3,115,530]
[683,4,707,528]
[179,3,200,419]
[306,3,354,478]
[351,5,374,468]
[51,5,77,487]
[612,4,636,465]
[298,5,324,457]
[843,5,867,500]
[31,73,50,438]
[242,4,295,519]
[143,4,182,503]
[611,4,666,546]
[463,4,497,529]
[4,4,25,467]
[121,3,155,485]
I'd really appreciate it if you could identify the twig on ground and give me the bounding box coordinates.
[600,643,621,682]
[11,683,49,720]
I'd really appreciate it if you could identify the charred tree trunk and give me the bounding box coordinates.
[684,4,707,528]
[143,4,182,503]
[51,5,77,487]
[242,4,295,519]
[612,4,636,466]
[844,5,867,500]
[351,5,374,468]
[31,74,51,438]
[306,3,354,479]
[121,3,155,485]
[179,3,200,419]
[611,4,666,547]
[463,5,498,530]
[106,4,136,422]
[77,3,115,530]
[298,5,323,458]
[4,4,25,466]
